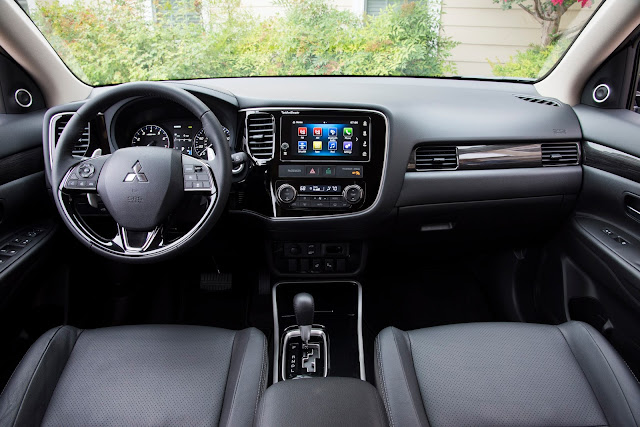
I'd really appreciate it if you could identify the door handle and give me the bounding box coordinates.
[624,193,640,221]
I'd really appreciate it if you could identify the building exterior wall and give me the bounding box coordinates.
[441,0,601,76]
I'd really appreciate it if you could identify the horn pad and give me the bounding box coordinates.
[97,147,183,231]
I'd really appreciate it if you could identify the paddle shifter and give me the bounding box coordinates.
[293,292,314,344]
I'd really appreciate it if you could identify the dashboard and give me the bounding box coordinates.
[42,77,584,242]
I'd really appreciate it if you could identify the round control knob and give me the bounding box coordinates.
[78,163,95,178]
[343,185,363,204]
[276,184,297,204]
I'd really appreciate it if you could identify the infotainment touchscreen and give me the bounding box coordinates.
[280,115,371,162]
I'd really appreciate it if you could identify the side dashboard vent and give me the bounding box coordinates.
[541,143,580,166]
[514,95,560,107]
[53,113,91,157]
[413,146,458,170]
[246,112,275,164]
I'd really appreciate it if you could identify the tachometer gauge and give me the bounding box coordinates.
[131,125,170,148]
[194,126,230,157]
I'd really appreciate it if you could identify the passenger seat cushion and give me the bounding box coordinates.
[375,322,640,427]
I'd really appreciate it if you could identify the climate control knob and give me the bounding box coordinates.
[276,184,297,204]
[343,185,363,204]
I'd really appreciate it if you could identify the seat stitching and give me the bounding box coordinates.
[578,322,639,427]
[376,335,395,427]
[223,330,250,427]
[11,326,74,427]
[253,331,267,417]
[391,328,425,426]
[556,324,608,424]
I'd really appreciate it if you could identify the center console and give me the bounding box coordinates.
[243,108,387,218]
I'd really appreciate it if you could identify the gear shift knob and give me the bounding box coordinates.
[293,292,314,344]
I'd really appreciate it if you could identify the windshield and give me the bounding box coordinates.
[16,0,601,85]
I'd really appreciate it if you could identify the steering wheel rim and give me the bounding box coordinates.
[52,82,232,263]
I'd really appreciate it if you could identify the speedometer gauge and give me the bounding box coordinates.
[194,126,230,157]
[132,125,170,148]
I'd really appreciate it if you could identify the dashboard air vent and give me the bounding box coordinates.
[514,95,560,107]
[246,112,275,164]
[414,146,458,170]
[541,143,579,166]
[54,114,91,157]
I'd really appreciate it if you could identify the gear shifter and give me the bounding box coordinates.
[293,292,314,344]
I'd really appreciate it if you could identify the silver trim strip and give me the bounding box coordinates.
[458,144,540,169]
[57,156,218,258]
[272,280,365,383]
[281,328,329,380]
[239,107,389,221]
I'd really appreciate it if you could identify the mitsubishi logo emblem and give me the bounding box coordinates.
[124,161,148,182]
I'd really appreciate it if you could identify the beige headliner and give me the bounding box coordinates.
[535,0,640,105]
[0,0,91,106]
[0,0,638,107]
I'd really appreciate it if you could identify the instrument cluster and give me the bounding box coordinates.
[130,121,231,158]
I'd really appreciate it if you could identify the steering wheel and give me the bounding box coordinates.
[51,82,232,263]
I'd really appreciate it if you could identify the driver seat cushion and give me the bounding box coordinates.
[0,324,268,427]
[375,321,640,427]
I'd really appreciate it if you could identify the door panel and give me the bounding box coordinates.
[548,104,640,375]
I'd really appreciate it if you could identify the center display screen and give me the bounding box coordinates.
[280,115,371,162]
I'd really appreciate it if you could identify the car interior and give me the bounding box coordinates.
[0,0,640,425]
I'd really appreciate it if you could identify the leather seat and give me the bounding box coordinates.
[0,324,267,426]
[375,321,640,427]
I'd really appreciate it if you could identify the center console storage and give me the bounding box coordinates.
[256,377,387,427]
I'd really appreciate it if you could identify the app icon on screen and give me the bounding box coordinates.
[313,140,323,151]
[313,127,322,137]
[298,127,307,136]
[343,127,353,137]
[343,141,353,152]
[298,141,307,152]
[328,141,337,150]
[328,128,338,137]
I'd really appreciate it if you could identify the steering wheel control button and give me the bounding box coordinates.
[344,185,363,204]
[182,159,213,192]
[78,163,96,178]
[277,184,297,204]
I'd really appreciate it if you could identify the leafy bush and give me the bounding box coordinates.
[489,39,570,79]
[33,0,456,85]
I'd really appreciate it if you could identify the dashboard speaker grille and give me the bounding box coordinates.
[541,143,580,166]
[414,146,458,170]
[246,112,275,164]
[514,94,560,107]
[54,114,91,157]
